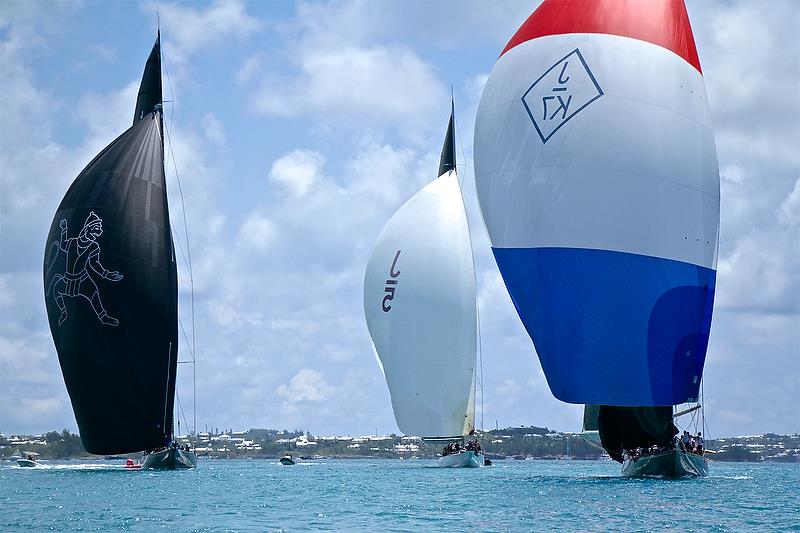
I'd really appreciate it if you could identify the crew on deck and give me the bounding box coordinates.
[442,441,462,456]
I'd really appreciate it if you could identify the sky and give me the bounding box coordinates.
[0,0,798,440]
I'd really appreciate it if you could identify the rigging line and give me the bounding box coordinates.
[178,317,195,360]
[163,342,172,438]
[162,82,192,279]
[164,115,196,334]
[161,38,177,155]
[175,389,190,442]
[453,97,484,432]
[162,33,197,441]
[170,223,191,278]
[701,379,710,441]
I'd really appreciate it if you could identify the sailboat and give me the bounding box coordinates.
[364,102,484,468]
[473,0,719,477]
[43,32,196,470]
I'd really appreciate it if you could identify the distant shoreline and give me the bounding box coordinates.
[3,427,798,463]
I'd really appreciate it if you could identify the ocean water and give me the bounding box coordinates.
[1,458,797,532]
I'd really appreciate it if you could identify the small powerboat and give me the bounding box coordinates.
[124,458,142,469]
[17,452,41,467]
[279,454,296,465]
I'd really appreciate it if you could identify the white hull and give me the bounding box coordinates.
[438,450,484,468]
[17,459,40,468]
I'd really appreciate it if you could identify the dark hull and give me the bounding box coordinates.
[141,448,196,470]
[622,449,708,478]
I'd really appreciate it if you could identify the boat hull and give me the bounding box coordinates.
[438,450,484,468]
[141,448,197,470]
[16,459,40,468]
[622,449,708,478]
[279,458,296,465]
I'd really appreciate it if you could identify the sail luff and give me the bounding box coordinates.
[463,369,476,435]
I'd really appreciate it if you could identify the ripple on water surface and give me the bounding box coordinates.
[1,459,797,531]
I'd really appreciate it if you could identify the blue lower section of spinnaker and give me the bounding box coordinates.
[492,247,716,406]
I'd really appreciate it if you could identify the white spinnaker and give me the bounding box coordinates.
[364,170,477,438]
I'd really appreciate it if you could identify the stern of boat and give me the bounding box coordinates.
[622,449,707,478]
[438,450,484,468]
[142,447,197,470]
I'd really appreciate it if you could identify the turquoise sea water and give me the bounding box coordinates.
[1,458,798,532]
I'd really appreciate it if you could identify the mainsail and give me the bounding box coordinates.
[364,105,477,438]
[473,0,719,407]
[43,35,178,455]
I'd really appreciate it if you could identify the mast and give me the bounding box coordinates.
[158,28,198,451]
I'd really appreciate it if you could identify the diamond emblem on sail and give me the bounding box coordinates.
[521,48,603,144]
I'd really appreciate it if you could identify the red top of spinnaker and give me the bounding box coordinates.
[500,0,702,73]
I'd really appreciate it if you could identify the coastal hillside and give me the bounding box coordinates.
[3,428,797,463]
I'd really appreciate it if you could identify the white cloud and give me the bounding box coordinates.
[269,149,324,198]
[779,178,800,227]
[236,54,264,84]
[238,211,278,251]
[252,45,448,133]
[275,369,334,411]
[211,300,263,329]
[146,0,261,62]
[19,396,63,415]
[496,379,520,397]
[202,113,225,144]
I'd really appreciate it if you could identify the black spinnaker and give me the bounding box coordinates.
[43,35,177,455]
[597,406,677,463]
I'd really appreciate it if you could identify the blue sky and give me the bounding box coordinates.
[1,0,798,439]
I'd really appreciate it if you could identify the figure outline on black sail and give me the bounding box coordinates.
[47,212,123,327]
